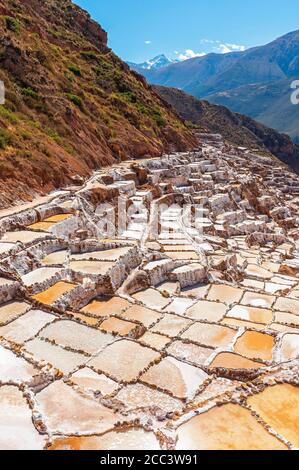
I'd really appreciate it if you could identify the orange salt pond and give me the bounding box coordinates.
[81,297,131,318]
[28,214,72,231]
[234,331,275,361]
[176,404,287,450]
[226,305,273,325]
[28,221,55,231]
[181,323,236,349]
[32,281,77,305]
[209,352,264,370]
[139,332,171,350]
[99,317,140,337]
[49,428,161,450]
[248,384,299,447]
[43,214,72,223]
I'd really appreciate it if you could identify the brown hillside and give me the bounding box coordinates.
[0,0,195,208]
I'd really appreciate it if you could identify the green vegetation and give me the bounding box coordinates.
[0,106,19,124]
[20,87,39,100]
[80,50,99,61]
[68,65,82,77]
[66,93,83,108]
[0,128,11,149]
[4,16,20,34]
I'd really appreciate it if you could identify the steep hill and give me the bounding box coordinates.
[136,30,299,141]
[0,0,195,208]
[155,86,299,173]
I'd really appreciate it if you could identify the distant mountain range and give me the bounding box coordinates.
[127,54,178,71]
[129,31,299,142]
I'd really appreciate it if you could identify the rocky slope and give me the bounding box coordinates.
[0,0,195,208]
[154,86,299,173]
[136,30,299,141]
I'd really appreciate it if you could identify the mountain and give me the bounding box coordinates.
[0,0,195,208]
[154,85,299,173]
[207,79,299,141]
[127,54,177,72]
[139,30,299,141]
[141,52,242,90]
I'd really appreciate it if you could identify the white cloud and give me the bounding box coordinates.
[215,43,246,54]
[200,39,219,45]
[173,41,247,62]
[145,40,151,45]
[177,49,206,61]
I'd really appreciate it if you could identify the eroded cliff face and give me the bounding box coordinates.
[0,0,195,208]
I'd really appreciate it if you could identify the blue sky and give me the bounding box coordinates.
[76,0,299,62]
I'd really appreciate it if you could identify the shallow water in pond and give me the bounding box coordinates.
[209,352,264,370]
[176,404,287,450]
[32,281,77,305]
[44,214,72,223]
[234,331,274,361]
[248,384,299,448]
[49,428,161,450]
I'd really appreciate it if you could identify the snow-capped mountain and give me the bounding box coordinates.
[127,54,178,71]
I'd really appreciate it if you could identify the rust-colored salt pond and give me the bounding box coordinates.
[176,404,287,450]
[247,384,299,447]
[234,331,275,361]
[226,305,273,325]
[48,428,160,450]
[209,352,264,370]
[100,317,140,337]
[44,214,73,223]
[28,214,73,231]
[81,297,131,318]
[32,281,77,305]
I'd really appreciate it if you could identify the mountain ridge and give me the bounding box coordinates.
[0,0,195,208]
[136,30,299,141]
[154,85,299,173]
[127,54,177,71]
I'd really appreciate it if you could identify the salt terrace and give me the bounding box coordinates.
[0,134,298,450]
